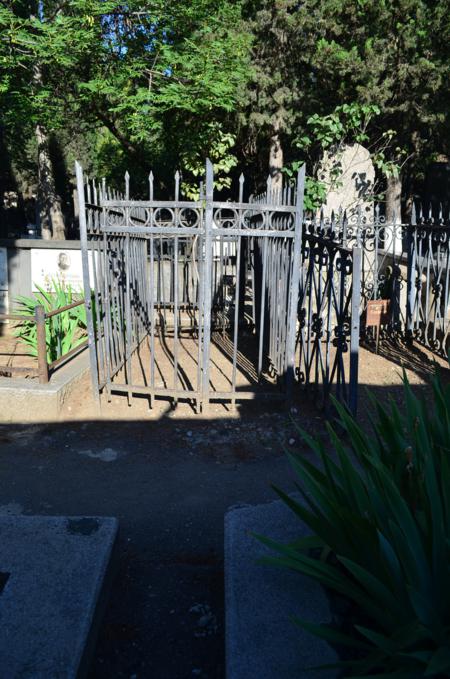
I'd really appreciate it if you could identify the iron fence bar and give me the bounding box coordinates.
[173,175,180,403]
[196,221,204,414]
[257,236,268,378]
[35,304,48,384]
[231,225,242,409]
[102,232,113,400]
[349,246,362,416]
[124,232,132,405]
[48,338,89,372]
[76,161,100,403]
[44,300,84,319]
[100,225,294,239]
[201,159,214,410]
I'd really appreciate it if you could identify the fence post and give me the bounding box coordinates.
[405,208,416,343]
[349,246,362,416]
[75,161,100,403]
[286,164,305,403]
[35,305,49,384]
[201,159,214,411]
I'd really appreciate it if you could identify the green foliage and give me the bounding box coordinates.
[299,104,381,151]
[1,0,449,216]
[283,161,327,211]
[181,123,238,199]
[257,361,450,676]
[14,280,87,363]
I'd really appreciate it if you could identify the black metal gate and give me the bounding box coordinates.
[76,160,305,411]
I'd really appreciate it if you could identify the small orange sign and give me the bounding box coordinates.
[366,299,391,328]
[366,299,391,354]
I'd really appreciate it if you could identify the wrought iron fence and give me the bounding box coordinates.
[76,161,306,412]
[76,160,365,414]
[297,234,361,414]
[305,202,450,358]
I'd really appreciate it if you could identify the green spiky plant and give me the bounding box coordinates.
[14,279,87,363]
[256,360,450,678]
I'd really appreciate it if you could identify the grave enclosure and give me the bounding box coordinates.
[76,159,450,415]
[77,160,360,414]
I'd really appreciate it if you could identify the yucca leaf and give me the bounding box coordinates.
[425,646,450,676]
[291,617,371,650]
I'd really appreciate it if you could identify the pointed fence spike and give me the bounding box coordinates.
[266,175,272,203]
[148,171,154,201]
[205,158,214,198]
[175,170,180,201]
[125,171,130,200]
[239,173,244,203]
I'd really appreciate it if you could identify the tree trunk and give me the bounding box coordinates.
[385,173,402,224]
[269,116,284,192]
[33,63,66,240]
[35,123,66,240]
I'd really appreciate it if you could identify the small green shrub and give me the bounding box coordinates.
[257,362,450,677]
[14,280,87,363]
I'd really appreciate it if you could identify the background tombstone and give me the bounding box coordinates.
[318,143,375,222]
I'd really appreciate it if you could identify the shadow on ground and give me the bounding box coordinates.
[0,345,446,678]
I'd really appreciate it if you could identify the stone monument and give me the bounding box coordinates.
[318,143,375,221]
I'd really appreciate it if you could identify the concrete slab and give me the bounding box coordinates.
[0,348,90,422]
[225,499,338,679]
[0,515,118,678]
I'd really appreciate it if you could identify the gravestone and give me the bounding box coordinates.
[318,143,375,221]
[0,515,118,678]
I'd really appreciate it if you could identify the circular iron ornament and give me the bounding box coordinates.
[179,207,200,228]
[213,208,239,230]
[129,207,150,227]
[153,207,175,227]
[240,208,264,230]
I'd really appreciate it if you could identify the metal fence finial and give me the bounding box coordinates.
[239,173,244,203]
[149,171,154,200]
[125,171,130,200]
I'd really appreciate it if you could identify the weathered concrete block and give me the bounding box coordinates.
[0,349,90,422]
[0,515,118,678]
[225,499,338,679]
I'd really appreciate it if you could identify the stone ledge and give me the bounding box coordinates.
[0,515,118,679]
[225,499,338,679]
[0,348,90,421]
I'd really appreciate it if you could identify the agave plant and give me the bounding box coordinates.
[257,361,450,678]
[14,279,87,363]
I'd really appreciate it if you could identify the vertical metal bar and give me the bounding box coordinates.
[349,246,362,416]
[102,232,113,400]
[231,229,242,408]
[149,235,156,396]
[201,159,214,409]
[406,224,416,342]
[75,161,100,402]
[125,232,132,405]
[35,305,49,384]
[285,164,305,402]
[174,172,180,403]
[257,237,268,376]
